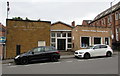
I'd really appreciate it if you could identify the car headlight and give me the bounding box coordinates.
[79,52,84,54]
[15,55,20,59]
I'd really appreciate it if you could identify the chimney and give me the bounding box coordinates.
[72,21,75,27]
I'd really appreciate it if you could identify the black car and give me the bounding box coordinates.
[14,46,60,65]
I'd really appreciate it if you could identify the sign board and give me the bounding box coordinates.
[0,37,6,43]
[82,30,108,33]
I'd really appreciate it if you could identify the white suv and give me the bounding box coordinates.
[74,44,113,59]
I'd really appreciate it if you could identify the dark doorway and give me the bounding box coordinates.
[16,45,21,55]
[57,39,66,50]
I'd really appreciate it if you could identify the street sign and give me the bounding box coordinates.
[0,37,6,43]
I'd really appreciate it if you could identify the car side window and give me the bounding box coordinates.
[33,47,45,53]
[100,45,107,48]
[94,46,100,49]
[45,46,57,51]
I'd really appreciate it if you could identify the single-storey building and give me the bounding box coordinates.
[6,19,51,58]
[51,21,74,51]
[5,19,112,59]
[72,25,112,51]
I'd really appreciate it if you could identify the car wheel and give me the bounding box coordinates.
[51,56,58,62]
[84,53,90,59]
[20,57,28,65]
[106,52,112,57]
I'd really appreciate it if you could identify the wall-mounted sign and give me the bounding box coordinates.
[0,37,6,43]
[82,30,108,33]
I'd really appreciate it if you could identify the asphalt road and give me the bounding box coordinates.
[2,54,118,74]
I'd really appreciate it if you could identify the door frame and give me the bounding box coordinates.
[57,39,66,50]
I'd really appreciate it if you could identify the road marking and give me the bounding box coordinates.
[39,63,48,65]
[24,65,30,67]
[66,61,73,62]
[77,60,85,61]
[52,62,61,64]
[9,66,17,68]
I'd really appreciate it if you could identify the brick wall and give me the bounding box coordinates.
[72,25,112,51]
[6,19,51,59]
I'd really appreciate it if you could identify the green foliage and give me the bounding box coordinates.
[25,17,30,20]
[12,17,23,20]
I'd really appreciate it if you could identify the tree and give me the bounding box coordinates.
[25,17,30,20]
[12,17,23,20]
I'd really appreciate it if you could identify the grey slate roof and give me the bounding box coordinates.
[90,1,120,23]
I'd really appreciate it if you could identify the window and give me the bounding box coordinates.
[68,44,72,48]
[51,44,55,47]
[51,32,55,37]
[101,19,104,25]
[115,12,119,20]
[62,33,66,37]
[94,37,101,44]
[104,18,106,25]
[100,45,107,48]
[94,46,100,49]
[51,38,55,42]
[57,32,61,37]
[116,28,119,41]
[32,47,45,53]
[38,41,46,46]
[45,46,57,51]
[68,38,72,42]
[119,12,120,19]
[105,37,109,45]
[107,15,112,24]
[81,37,90,48]
[68,33,71,37]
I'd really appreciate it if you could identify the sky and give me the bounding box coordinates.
[0,0,119,26]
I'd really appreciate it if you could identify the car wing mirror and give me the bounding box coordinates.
[32,52,34,54]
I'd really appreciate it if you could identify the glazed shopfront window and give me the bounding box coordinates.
[94,37,101,44]
[105,37,110,45]
[51,32,55,37]
[81,37,90,48]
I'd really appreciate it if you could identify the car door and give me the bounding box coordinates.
[99,45,108,56]
[28,47,46,61]
[91,45,101,57]
[44,46,54,59]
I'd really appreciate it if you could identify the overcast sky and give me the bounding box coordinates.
[0,0,119,26]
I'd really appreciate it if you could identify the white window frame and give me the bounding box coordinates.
[38,41,46,46]
[93,37,102,45]
[116,28,119,41]
[104,37,110,45]
[80,36,91,48]
[115,12,119,20]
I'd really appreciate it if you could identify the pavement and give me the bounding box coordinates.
[1,51,119,64]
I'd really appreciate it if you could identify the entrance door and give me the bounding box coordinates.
[16,45,21,55]
[57,39,66,50]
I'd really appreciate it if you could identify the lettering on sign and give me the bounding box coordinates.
[82,30,108,33]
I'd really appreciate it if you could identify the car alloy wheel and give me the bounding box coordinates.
[20,58,28,65]
[106,52,112,57]
[51,56,58,62]
[84,53,90,59]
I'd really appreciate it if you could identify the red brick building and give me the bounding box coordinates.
[83,1,120,49]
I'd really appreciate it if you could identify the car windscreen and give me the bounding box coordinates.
[45,46,57,51]
[86,46,94,49]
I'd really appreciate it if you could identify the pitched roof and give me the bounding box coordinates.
[51,21,73,28]
[90,1,120,23]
